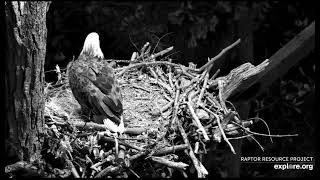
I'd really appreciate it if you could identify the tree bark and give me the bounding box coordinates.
[5,1,51,164]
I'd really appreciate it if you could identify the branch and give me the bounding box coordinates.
[116,61,186,76]
[198,39,241,72]
[150,156,189,170]
[153,144,189,156]
[187,92,210,142]
[99,136,144,152]
[177,118,208,178]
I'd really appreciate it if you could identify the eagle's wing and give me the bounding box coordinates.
[87,61,123,116]
[69,58,123,124]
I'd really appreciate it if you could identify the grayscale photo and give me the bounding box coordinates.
[4,1,316,178]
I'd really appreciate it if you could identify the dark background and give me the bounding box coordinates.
[44,1,316,177]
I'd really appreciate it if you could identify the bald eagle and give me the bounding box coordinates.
[68,32,124,133]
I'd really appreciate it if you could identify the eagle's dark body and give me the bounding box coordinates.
[68,33,123,125]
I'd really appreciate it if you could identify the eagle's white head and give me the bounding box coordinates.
[79,32,104,59]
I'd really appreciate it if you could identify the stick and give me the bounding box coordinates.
[94,166,120,178]
[198,39,241,72]
[66,159,80,178]
[155,66,169,84]
[150,100,174,116]
[168,72,175,90]
[169,85,181,126]
[209,69,220,82]
[5,161,40,175]
[197,71,209,106]
[194,142,199,154]
[116,61,186,76]
[116,145,126,165]
[146,46,174,61]
[150,77,174,95]
[132,84,151,92]
[153,144,189,156]
[150,156,189,170]
[177,118,208,177]
[123,127,147,135]
[187,92,210,142]
[141,42,150,55]
[128,168,140,178]
[99,136,144,152]
[218,79,229,114]
[130,52,138,61]
[212,113,236,154]
[54,121,146,135]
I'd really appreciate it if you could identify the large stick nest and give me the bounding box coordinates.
[41,40,258,178]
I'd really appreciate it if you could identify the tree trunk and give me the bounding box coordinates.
[5,1,51,164]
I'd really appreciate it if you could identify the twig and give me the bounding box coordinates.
[194,142,199,154]
[232,122,299,138]
[169,84,181,126]
[179,169,188,178]
[117,136,155,141]
[250,136,265,152]
[228,134,253,140]
[218,79,229,114]
[161,49,181,61]
[130,52,138,61]
[99,136,144,152]
[114,134,119,156]
[129,133,168,161]
[132,84,151,92]
[198,104,218,123]
[66,159,80,178]
[54,121,145,135]
[187,91,210,142]
[149,67,159,79]
[123,127,147,135]
[141,42,150,55]
[217,120,253,133]
[128,33,139,52]
[105,59,131,63]
[150,100,174,116]
[213,113,236,154]
[177,118,208,178]
[178,65,197,79]
[209,69,220,82]
[205,92,221,109]
[94,166,120,178]
[129,151,146,161]
[155,67,169,84]
[5,161,38,174]
[246,117,273,143]
[91,158,108,171]
[128,168,140,178]
[150,156,189,170]
[153,144,189,156]
[198,39,241,72]
[117,61,185,76]
[151,32,174,55]
[146,46,174,61]
[197,71,209,106]
[163,92,174,102]
[150,78,174,95]
[168,72,175,89]
[116,145,126,165]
